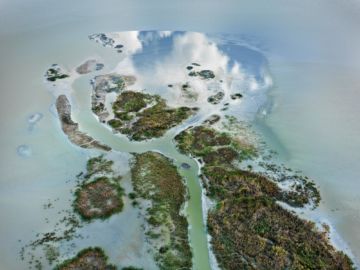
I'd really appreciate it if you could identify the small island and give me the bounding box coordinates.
[56,95,111,151]
[74,177,123,220]
[187,67,215,79]
[74,155,124,220]
[76,59,104,75]
[54,247,116,270]
[107,91,197,141]
[45,64,69,82]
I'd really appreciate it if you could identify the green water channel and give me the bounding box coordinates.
[71,76,212,270]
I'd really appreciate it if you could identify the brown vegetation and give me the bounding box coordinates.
[131,152,192,270]
[107,91,196,141]
[174,125,354,270]
[54,247,116,270]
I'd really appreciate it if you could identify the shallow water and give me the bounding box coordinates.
[66,31,270,269]
[72,72,213,270]
[1,0,360,269]
[255,62,360,264]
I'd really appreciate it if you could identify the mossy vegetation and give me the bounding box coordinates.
[198,70,215,79]
[85,155,113,178]
[207,92,225,105]
[93,74,126,93]
[74,177,124,220]
[175,126,233,156]
[54,247,116,270]
[230,93,243,100]
[174,125,354,270]
[44,244,60,266]
[74,155,124,220]
[46,66,69,82]
[20,206,83,268]
[180,83,198,101]
[112,91,149,112]
[21,155,125,269]
[188,69,215,79]
[203,114,221,125]
[107,91,196,141]
[90,74,135,123]
[130,152,192,270]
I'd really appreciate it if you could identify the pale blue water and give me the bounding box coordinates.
[255,62,360,264]
[1,0,360,269]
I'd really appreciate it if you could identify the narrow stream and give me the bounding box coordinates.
[71,75,212,270]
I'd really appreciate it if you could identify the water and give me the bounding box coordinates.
[255,62,360,264]
[1,0,360,269]
[65,31,270,269]
[72,73,212,270]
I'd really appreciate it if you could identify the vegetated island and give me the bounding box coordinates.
[91,73,136,123]
[130,151,192,270]
[88,33,126,53]
[45,64,69,82]
[174,122,354,270]
[55,246,144,270]
[45,51,354,269]
[74,177,123,220]
[56,95,111,151]
[25,154,138,269]
[54,156,129,269]
[74,155,124,220]
[106,90,198,141]
[54,247,116,270]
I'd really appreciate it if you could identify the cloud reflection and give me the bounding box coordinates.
[101,31,272,120]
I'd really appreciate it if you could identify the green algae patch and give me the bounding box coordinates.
[108,91,196,141]
[54,247,116,270]
[174,125,354,270]
[130,152,192,270]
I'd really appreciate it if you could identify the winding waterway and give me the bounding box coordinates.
[71,71,212,269]
[66,30,275,269]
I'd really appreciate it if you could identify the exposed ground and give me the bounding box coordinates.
[76,59,104,74]
[56,95,111,151]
